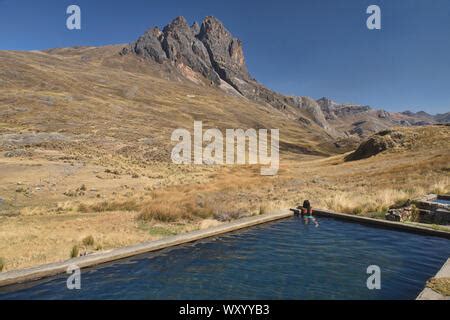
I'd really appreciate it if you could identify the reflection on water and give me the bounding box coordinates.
[0,216,449,300]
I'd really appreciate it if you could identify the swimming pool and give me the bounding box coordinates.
[0,216,449,300]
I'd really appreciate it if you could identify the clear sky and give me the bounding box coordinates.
[1,0,449,114]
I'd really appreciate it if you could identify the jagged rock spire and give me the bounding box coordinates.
[127,16,249,88]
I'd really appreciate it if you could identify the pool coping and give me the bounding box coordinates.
[1,208,449,289]
[416,258,450,300]
[313,209,450,239]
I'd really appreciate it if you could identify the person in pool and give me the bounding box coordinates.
[302,200,319,227]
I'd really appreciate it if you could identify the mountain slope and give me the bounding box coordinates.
[0,45,338,162]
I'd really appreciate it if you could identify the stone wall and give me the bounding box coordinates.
[385,194,450,225]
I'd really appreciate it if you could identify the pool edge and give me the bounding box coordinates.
[313,209,450,239]
[416,258,450,300]
[0,210,291,288]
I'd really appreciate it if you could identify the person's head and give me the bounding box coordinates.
[303,200,311,208]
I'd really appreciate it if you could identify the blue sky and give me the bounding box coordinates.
[1,0,449,114]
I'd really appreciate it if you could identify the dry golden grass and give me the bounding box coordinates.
[78,199,139,213]
[0,257,4,272]
[426,277,450,296]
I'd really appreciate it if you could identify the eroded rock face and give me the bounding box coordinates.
[197,16,250,89]
[161,17,221,85]
[131,27,167,63]
[294,97,330,130]
[127,16,254,90]
[191,21,200,35]
[128,16,250,88]
[128,16,221,85]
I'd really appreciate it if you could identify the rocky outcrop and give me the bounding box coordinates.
[162,17,221,85]
[293,97,331,130]
[130,27,167,63]
[126,17,221,85]
[126,16,249,89]
[317,97,371,118]
[345,129,406,161]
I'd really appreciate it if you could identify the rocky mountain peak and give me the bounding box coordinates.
[316,97,337,108]
[197,16,250,83]
[162,16,190,34]
[126,15,250,89]
[191,21,200,35]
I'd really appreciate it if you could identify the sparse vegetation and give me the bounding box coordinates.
[258,203,273,215]
[431,177,450,195]
[82,235,95,246]
[0,257,5,272]
[426,277,450,296]
[78,199,139,213]
[147,226,178,237]
[70,245,79,258]
[324,190,393,215]
[136,196,215,223]
[105,169,120,175]
[138,203,190,222]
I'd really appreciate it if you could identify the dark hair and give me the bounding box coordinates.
[303,200,311,209]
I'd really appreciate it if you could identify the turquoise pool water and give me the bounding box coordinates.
[0,216,449,300]
[433,198,450,205]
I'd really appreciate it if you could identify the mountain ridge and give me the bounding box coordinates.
[121,16,448,139]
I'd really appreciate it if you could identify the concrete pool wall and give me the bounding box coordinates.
[0,208,449,290]
[416,258,450,300]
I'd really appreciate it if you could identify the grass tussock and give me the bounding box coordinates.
[82,235,95,246]
[258,202,274,215]
[78,199,139,213]
[70,245,79,258]
[137,200,214,223]
[147,226,178,237]
[430,177,450,195]
[324,188,414,215]
[427,277,450,296]
[0,257,5,272]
